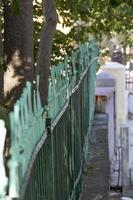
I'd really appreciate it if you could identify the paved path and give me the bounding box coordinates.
[80,113,121,200]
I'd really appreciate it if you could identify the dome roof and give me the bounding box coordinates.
[96,70,116,87]
[104,61,125,69]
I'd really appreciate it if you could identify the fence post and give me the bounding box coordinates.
[0,120,8,199]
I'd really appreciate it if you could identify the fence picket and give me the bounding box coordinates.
[4,40,99,199]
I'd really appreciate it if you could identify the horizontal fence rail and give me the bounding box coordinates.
[3,40,99,199]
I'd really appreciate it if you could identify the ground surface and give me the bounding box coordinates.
[80,113,121,200]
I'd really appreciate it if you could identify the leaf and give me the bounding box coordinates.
[11,0,20,15]
[0,106,9,128]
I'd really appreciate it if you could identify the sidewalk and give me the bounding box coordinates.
[80,113,120,200]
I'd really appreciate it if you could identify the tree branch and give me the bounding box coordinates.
[0,0,4,105]
[37,0,58,106]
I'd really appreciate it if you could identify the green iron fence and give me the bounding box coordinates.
[8,78,47,198]
[5,40,98,199]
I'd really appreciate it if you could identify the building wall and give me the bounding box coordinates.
[102,62,126,139]
[106,94,115,162]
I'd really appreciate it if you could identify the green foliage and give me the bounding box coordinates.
[52,31,73,64]
[53,0,133,63]
[0,56,4,69]
[10,0,20,14]
[0,106,9,128]
[0,2,3,70]
[3,0,133,64]
[5,0,20,14]
[1,0,133,65]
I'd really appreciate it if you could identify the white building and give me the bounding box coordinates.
[95,61,133,196]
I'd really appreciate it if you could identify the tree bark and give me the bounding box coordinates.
[37,0,58,106]
[4,0,33,110]
[0,0,4,105]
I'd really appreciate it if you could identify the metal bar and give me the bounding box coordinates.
[6,39,99,200]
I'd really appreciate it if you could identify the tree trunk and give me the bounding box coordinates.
[4,0,33,110]
[0,0,4,105]
[37,0,58,106]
